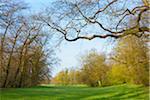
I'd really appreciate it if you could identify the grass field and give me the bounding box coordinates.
[0,84,149,100]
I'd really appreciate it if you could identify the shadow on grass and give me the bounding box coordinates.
[0,84,149,100]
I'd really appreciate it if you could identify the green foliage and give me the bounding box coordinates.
[112,35,149,86]
[53,38,149,87]
[80,50,110,87]
[108,64,130,85]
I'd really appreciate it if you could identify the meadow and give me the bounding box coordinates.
[0,84,149,100]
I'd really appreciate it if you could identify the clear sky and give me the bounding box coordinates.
[25,0,115,76]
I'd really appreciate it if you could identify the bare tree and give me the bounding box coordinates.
[0,0,27,87]
[2,23,24,87]
[0,0,58,88]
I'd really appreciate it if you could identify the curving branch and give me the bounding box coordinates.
[116,6,149,30]
[39,0,150,42]
[91,0,118,19]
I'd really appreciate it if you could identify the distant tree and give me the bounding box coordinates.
[52,68,82,85]
[80,50,110,87]
[52,69,69,85]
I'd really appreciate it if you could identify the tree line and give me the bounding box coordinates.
[52,35,149,87]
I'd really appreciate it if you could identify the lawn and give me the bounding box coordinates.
[0,84,149,100]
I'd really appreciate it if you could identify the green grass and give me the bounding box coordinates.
[0,84,149,100]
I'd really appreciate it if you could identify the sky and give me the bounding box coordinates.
[25,0,115,76]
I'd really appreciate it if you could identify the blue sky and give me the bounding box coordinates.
[25,0,115,76]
